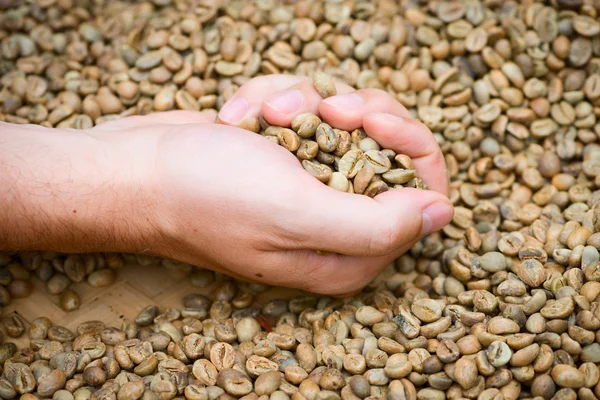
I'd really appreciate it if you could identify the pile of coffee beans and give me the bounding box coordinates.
[0,252,122,312]
[1,1,600,400]
[236,73,428,196]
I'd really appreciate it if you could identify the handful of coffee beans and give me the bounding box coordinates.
[237,73,428,197]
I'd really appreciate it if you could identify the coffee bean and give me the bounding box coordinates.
[87,269,115,287]
[312,72,336,98]
[551,364,585,388]
[327,172,349,192]
[254,371,280,396]
[277,129,300,152]
[60,289,80,311]
[338,149,365,179]
[315,123,340,153]
[364,150,391,174]
[302,160,332,183]
[411,299,443,323]
[355,306,385,326]
[216,369,253,396]
[292,114,321,139]
[297,141,319,161]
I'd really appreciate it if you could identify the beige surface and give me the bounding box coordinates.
[3,263,303,348]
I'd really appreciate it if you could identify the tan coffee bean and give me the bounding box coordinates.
[284,365,308,385]
[486,341,512,367]
[348,375,370,399]
[540,297,574,319]
[278,129,301,152]
[312,72,336,98]
[175,90,200,111]
[355,306,384,326]
[292,114,322,138]
[136,51,162,70]
[87,269,115,287]
[411,299,443,323]
[343,353,366,375]
[154,86,176,111]
[510,343,540,367]
[338,150,365,179]
[456,335,482,355]
[83,366,106,386]
[487,317,520,335]
[118,381,145,400]
[216,369,252,397]
[328,172,349,192]
[316,123,340,153]
[364,150,391,174]
[436,339,459,364]
[210,343,235,371]
[302,160,332,183]
[382,169,416,185]
[95,87,122,114]
[60,290,80,311]
[353,165,375,195]
[551,364,585,388]
[254,371,280,396]
[478,252,506,272]
[454,357,478,389]
[192,359,218,386]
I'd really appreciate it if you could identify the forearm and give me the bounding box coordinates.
[0,122,155,254]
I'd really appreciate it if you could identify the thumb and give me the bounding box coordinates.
[290,183,454,257]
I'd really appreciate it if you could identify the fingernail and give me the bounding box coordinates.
[374,112,404,124]
[322,93,363,109]
[421,201,454,236]
[265,90,304,114]
[218,97,248,125]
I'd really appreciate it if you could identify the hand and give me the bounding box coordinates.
[1,76,452,297]
[141,75,452,296]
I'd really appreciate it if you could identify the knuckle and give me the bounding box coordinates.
[415,121,443,156]
[367,220,401,256]
[302,254,382,296]
[427,143,444,162]
[308,274,363,297]
[248,75,270,85]
[361,87,388,99]
[299,256,340,293]
[415,119,434,136]
[241,75,274,91]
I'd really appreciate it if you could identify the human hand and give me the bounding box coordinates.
[135,75,453,296]
[1,76,452,296]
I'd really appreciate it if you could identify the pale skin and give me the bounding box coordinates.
[0,75,453,296]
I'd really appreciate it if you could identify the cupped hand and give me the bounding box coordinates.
[217,75,450,196]
[94,77,453,296]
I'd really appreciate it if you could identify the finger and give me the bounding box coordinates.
[319,241,419,297]
[259,79,354,127]
[318,88,413,131]
[258,238,419,297]
[94,110,217,130]
[218,75,354,127]
[278,179,453,258]
[243,249,364,296]
[362,113,449,196]
[217,75,308,126]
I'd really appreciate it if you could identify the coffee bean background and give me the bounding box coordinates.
[2,1,600,400]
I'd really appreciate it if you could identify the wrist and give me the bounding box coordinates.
[89,126,164,255]
[0,122,158,255]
